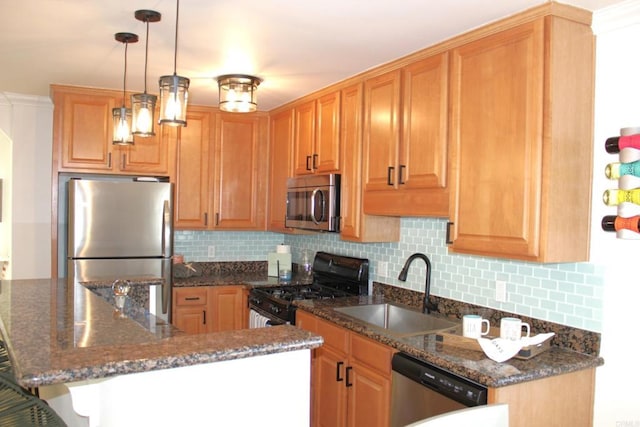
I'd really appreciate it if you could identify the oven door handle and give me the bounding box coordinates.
[336,361,344,382]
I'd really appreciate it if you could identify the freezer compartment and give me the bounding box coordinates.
[68,258,172,322]
[67,179,173,259]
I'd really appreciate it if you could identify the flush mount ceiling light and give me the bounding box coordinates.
[131,9,161,137]
[112,32,139,145]
[159,0,189,127]
[216,74,263,113]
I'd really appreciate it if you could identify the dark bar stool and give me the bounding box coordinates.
[0,341,67,426]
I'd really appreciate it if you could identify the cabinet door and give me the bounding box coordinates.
[208,286,247,332]
[315,91,341,174]
[293,100,316,176]
[268,109,294,232]
[347,362,390,427]
[401,54,448,191]
[174,107,213,229]
[362,70,401,192]
[53,87,116,172]
[213,113,268,230]
[123,124,174,175]
[448,21,544,258]
[314,347,348,427]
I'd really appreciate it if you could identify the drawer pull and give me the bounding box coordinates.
[185,297,201,301]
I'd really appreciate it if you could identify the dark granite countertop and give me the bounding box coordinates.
[0,278,322,388]
[294,296,604,388]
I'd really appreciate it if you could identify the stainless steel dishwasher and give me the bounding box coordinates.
[391,352,488,427]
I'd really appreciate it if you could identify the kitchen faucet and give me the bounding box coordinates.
[397,253,437,314]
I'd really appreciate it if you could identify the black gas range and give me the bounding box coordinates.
[248,252,369,326]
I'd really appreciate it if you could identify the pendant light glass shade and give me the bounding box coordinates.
[159,74,189,126]
[112,32,138,145]
[113,106,134,145]
[217,74,262,113]
[131,10,161,137]
[159,0,189,127]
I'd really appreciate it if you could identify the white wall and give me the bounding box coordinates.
[592,2,640,425]
[0,93,53,279]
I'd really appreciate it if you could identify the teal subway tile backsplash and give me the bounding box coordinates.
[175,217,604,331]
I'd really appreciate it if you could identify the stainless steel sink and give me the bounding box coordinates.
[333,303,457,337]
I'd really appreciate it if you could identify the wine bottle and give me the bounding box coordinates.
[605,160,640,179]
[602,188,640,206]
[605,134,640,153]
[601,215,640,233]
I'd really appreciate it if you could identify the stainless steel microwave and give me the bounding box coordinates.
[285,174,340,232]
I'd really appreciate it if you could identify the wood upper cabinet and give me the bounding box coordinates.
[174,106,213,229]
[267,108,294,232]
[296,310,393,427]
[339,83,400,243]
[447,15,594,262]
[212,113,268,230]
[174,107,268,231]
[52,84,173,176]
[293,91,341,176]
[362,53,449,217]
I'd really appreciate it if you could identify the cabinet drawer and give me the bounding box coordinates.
[350,333,394,376]
[316,317,349,355]
[174,288,208,306]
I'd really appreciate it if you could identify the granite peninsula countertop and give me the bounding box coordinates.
[294,296,604,388]
[0,278,322,388]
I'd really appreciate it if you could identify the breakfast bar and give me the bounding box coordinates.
[0,278,322,426]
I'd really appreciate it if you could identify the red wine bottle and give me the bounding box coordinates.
[601,215,640,233]
[605,134,640,153]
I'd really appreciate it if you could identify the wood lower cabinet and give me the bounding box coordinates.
[296,310,394,427]
[173,287,209,334]
[51,84,174,176]
[172,286,247,334]
[447,13,594,262]
[489,368,596,427]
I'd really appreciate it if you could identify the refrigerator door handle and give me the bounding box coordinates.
[162,200,171,258]
[161,258,173,317]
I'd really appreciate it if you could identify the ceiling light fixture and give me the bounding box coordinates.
[159,0,189,127]
[131,9,161,137]
[112,32,138,145]
[216,74,262,113]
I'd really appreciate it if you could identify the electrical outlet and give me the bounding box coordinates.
[208,245,215,258]
[378,261,388,277]
[495,280,507,302]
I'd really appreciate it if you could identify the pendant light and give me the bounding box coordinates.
[216,74,262,113]
[131,10,161,137]
[112,32,139,145]
[159,0,189,127]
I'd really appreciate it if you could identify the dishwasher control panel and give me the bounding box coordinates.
[392,352,487,407]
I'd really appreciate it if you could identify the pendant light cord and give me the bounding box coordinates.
[144,19,150,94]
[173,0,180,75]
[122,41,129,106]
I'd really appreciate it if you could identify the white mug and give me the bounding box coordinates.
[500,317,530,341]
[462,314,490,339]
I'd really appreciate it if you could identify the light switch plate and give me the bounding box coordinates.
[378,261,388,278]
[208,246,215,258]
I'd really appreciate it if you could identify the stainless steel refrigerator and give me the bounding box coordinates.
[66,177,174,322]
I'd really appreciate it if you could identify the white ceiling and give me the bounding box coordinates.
[0,0,623,111]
